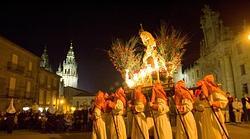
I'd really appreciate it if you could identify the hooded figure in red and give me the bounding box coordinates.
[193,75,229,139]
[149,82,173,139]
[174,80,198,139]
[91,91,107,139]
[174,80,194,108]
[128,86,149,139]
[107,87,127,139]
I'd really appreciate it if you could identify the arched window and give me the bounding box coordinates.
[68,69,70,74]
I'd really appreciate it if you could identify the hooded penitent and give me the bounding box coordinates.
[114,87,126,106]
[174,80,194,105]
[6,98,16,114]
[133,86,147,106]
[151,82,168,103]
[94,90,106,110]
[196,74,226,98]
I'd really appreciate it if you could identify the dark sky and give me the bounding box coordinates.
[0,1,249,93]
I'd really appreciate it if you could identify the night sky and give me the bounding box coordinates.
[0,1,249,93]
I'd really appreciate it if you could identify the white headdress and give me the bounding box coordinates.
[6,98,16,114]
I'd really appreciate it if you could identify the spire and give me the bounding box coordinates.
[70,40,73,49]
[40,45,50,71]
[44,45,47,53]
[66,41,75,64]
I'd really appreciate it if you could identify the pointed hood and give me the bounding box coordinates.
[6,98,16,114]
[133,86,147,105]
[114,87,126,107]
[94,90,106,110]
[174,80,194,105]
[203,74,226,96]
[151,82,168,103]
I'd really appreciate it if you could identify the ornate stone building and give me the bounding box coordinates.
[56,43,78,88]
[180,5,250,98]
[0,36,40,111]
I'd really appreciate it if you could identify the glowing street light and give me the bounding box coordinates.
[38,107,44,112]
[23,106,30,111]
[60,99,64,104]
[247,34,250,41]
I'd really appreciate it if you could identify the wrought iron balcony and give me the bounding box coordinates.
[7,62,25,74]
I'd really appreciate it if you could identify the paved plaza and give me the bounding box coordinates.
[0,123,249,139]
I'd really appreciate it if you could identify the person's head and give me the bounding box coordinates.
[234,97,238,101]
[104,92,109,99]
[226,92,230,97]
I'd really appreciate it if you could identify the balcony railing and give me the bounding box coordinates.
[39,82,47,88]
[25,71,33,78]
[0,88,34,100]
[7,62,25,74]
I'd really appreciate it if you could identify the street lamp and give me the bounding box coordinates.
[60,99,64,104]
[247,34,250,41]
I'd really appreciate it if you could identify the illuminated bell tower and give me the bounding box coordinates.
[56,42,78,88]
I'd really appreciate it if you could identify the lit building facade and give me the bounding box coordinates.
[38,68,61,108]
[56,43,78,88]
[179,5,250,98]
[0,36,40,111]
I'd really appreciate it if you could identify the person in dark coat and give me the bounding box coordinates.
[226,92,235,122]
[82,107,88,131]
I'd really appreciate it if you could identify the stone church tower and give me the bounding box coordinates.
[40,46,52,71]
[56,42,78,88]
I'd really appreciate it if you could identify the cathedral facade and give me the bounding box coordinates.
[178,5,250,98]
[56,43,78,88]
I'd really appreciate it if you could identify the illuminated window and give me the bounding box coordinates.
[11,54,18,64]
[237,43,243,54]
[28,61,32,71]
[40,74,45,84]
[242,83,248,94]
[9,77,16,90]
[39,90,44,104]
[46,91,51,105]
[26,81,31,93]
[196,70,199,77]
[52,91,57,105]
[240,64,246,75]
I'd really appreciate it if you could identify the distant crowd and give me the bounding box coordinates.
[0,103,95,134]
[224,92,250,123]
